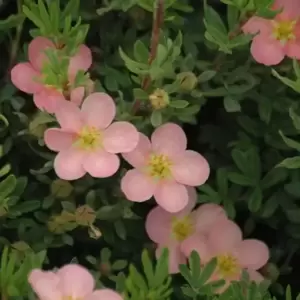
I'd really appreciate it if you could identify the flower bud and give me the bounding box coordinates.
[176,72,198,91]
[149,89,169,110]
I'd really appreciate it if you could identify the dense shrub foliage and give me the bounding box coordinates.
[0,0,300,299]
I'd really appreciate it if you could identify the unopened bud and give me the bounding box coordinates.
[177,72,198,91]
[149,89,169,110]
[88,224,102,240]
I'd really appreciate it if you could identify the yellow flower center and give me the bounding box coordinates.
[63,296,82,300]
[217,254,240,278]
[272,20,296,43]
[171,216,194,241]
[75,126,102,150]
[146,154,172,179]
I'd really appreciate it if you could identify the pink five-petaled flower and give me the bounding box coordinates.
[242,0,300,65]
[44,92,139,180]
[28,264,123,300]
[11,37,93,113]
[121,123,210,213]
[146,191,228,273]
[187,218,269,293]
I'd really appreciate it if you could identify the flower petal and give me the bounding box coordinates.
[121,169,157,202]
[273,0,300,19]
[33,89,66,114]
[156,245,185,274]
[192,203,228,234]
[180,234,211,263]
[44,129,76,152]
[122,133,151,168]
[286,41,300,59]
[247,269,265,283]
[151,123,187,159]
[154,182,189,213]
[171,150,210,186]
[28,269,61,300]
[54,148,86,180]
[207,219,242,255]
[70,86,85,106]
[145,206,173,244]
[81,93,116,129]
[11,63,43,94]
[235,239,269,270]
[250,35,285,66]
[87,289,123,300]
[54,100,83,131]
[57,264,94,298]
[103,121,139,153]
[28,37,54,71]
[242,17,272,35]
[83,150,120,178]
[68,44,92,78]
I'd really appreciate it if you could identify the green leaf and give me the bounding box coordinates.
[133,88,149,100]
[272,69,300,93]
[154,248,169,288]
[198,70,216,82]
[141,250,154,286]
[223,96,241,112]
[277,157,300,169]
[115,220,126,240]
[289,107,300,131]
[216,168,228,196]
[261,168,288,190]
[0,14,25,31]
[119,47,148,74]
[96,205,122,220]
[10,201,41,214]
[248,187,262,212]
[228,172,253,186]
[258,98,272,124]
[169,100,189,109]
[285,208,300,224]
[204,2,227,34]
[279,130,300,151]
[189,251,201,283]
[227,5,239,31]
[261,193,280,218]
[133,40,149,62]
[0,175,17,201]
[61,0,80,19]
[112,260,127,271]
[129,265,148,291]
[150,111,162,127]
[199,257,217,286]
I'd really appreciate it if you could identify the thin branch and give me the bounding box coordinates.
[132,0,165,114]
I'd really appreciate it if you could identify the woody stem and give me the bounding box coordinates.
[132,0,165,114]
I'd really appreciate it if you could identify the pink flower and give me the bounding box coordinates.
[11,37,92,113]
[121,123,210,213]
[242,0,300,65]
[188,219,269,293]
[146,190,228,274]
[44,92,139,180]
[28,264,123,300]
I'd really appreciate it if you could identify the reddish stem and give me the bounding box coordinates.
[132,0,165,114]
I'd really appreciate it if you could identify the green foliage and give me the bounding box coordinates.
[1,0,300,299]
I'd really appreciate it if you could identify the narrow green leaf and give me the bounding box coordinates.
[198,257,217,286]
[248,187,263,212]
[277,157,300,169]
